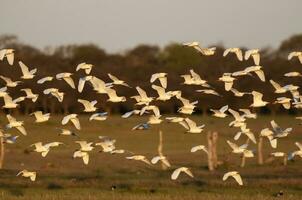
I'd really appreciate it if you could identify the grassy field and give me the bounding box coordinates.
[0,114,302,199]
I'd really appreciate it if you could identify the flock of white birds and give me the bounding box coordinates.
[1,42,302,186]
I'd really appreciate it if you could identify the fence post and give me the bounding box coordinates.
[212,131,218,168]
[240,138,250,168]
[258,136,264,165]
[158,130,167,170]
[207,131,214,171]
[0,136,4,169]
[283,156,287,166]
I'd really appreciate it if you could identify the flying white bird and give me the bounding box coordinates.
[223,48,243,61]
[274,97,291,109]
[73,150,90,165]
[16,170,36,181]
[244,65,265,82]
[284,72,302,77]
[189,69,211,87]
[76,62,93,74]
[78,76,92,93]
[62,114,81,130]
[165,116,185,123]
[56,73,76,89]
[75,141,94,152]
[21,88,38,102]
[234,124,257,144]
[0,75,21,87]
[210,105,228,118]
[179,118,205,134]
[245,49,260,65]
[122,110,143,118]
[176,95,198,110]
[30,142,64,157]
[6,114,27,135]
[95,137,116,153]
[196,89,220,97]
[110,149,126,154]
[105,87,126,103]
[223,171,243,186]
[219,73,235,91]
[178,107,195,115]
[2,94,20,108]
[13,96,26,104]
[150,73,167,88]
[89,76,113,94]
[190,145,208,154]
[108,73,131,87]
[270,120,292,139]
[250,91,269,107]
[151,156,171,167]
[131,86,154,105]
[230,88,247,97]
[239,109,257,119]
[30,111,50,123]
[77,99,97,112]
[269,80,292,94]
[37,76,53,84]
[232,70,252,77]
[227,140,254,158]
[43,88,64,102]
[0,49,14,65]
[183,42,216,56]
[260,128,277,148]
[228,109,246,127]
[140,105,160,117]
[152,85,180,101]
[181,74,195,85]
[89,112,108,121]
[126,155,151,165]
[18,61,37,79]
[57,128,78,137]
[288,142,302,160]
[171,167,194,180]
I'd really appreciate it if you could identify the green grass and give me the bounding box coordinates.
[1,114,302,199]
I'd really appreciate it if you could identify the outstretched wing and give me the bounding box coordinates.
[220,105,229,113]
[233,174,243,185]
[71,117,81,130]
[235,50,243,61]
[252,53,260,65]
[108,73,119,82]
[63,77,76,89]
[136,86,148,99]
[18,61,30,75]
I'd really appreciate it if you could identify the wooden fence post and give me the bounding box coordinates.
[158,130,167,170]
[0,136,4,169]
[207,131,214,171]
[240,138,250,168]
[258,136,264,165]
[212,132,218,168]
[283,156,287,166]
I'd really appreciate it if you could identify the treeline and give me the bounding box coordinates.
[0,34,302,115]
